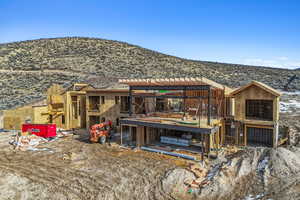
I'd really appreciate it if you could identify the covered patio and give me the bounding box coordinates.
[118,77,228,158]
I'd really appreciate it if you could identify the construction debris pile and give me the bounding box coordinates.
[184,164,209,188]
[9,133,49,151]
[8,130,73,151]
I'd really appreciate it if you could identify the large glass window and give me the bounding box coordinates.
[246,100,273,121]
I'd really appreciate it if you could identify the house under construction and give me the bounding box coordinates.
[118,77,288,156]
[3,76,288,156]
[46,83,130,131]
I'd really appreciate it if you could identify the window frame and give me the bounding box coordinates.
[245,99,273,121]
[101,96,105,105]
[115,96,120,104]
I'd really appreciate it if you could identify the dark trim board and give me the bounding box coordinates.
[130,85,211,91]
[120,119,219,134]
[131,95,208,99]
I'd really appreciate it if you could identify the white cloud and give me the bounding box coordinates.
[277,56,289,61]
[242,57,300,69]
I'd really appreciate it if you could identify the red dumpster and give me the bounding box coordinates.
[22,124,56,138]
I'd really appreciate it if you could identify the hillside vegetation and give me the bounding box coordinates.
[0,37,299,109]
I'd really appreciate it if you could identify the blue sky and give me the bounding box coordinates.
[1,0,300,69]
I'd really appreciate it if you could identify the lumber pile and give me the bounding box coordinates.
[184,164,209,188]
[160,136,191,146]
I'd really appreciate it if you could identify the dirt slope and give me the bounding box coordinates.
[0,132,180,200]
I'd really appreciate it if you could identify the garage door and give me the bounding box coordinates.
[247,127,273,147]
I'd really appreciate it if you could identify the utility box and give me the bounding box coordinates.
[22,124,56,138]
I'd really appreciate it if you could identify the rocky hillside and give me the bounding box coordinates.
[163,146,300,200]
[0,37,299,110]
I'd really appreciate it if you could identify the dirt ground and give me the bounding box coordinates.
[1,132,299,200]
[0,92,299,200]
[0,131,189,200]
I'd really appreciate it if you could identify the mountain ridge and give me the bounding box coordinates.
[0,37,299,110]
[0,36,295,72]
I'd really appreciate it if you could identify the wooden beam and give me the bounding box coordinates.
[235,122,239,145]
[121,125,123,145]
[201,133,204,161]
[207,87,211,125]
[130,126,134,144]
[129,87,133,116]
[244,124,247,146]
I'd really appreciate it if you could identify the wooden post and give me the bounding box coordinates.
[207,86,211,126]
[201,133,204,161]
[183,87,186,116]
[141,126,145,146]
[129,126,132,145]
[221,119,225,145]
[211,132,215,152]
[136,126,139,147]
[136,126,145,147]
[78,97,81,128]
[215,130,219,149]
[273,123,278,148]
[235,122,239,145]
[146,127,150,144]
[120,125,123,145]
[198,98,201,128]
[129,87,133,116]
[216,129,220,156]
[205,134,210,155]
[244,124,247,146]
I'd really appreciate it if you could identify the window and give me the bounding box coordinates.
[247,127,273,147]
[101,96,105,104]
[73,102,78,119]
[62,115,65,124]
[72,96,78,119]
[115,96,120,104]
[225,97,233,116]
[116,118,119,126]
[88,96,100,110]
[134,97,145,114]
[225,124,235,137]
[246,100,273,121]
[120,96,130,113]
[156,98,166,112]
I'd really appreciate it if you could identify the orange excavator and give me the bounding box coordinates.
[89,120,112,144]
